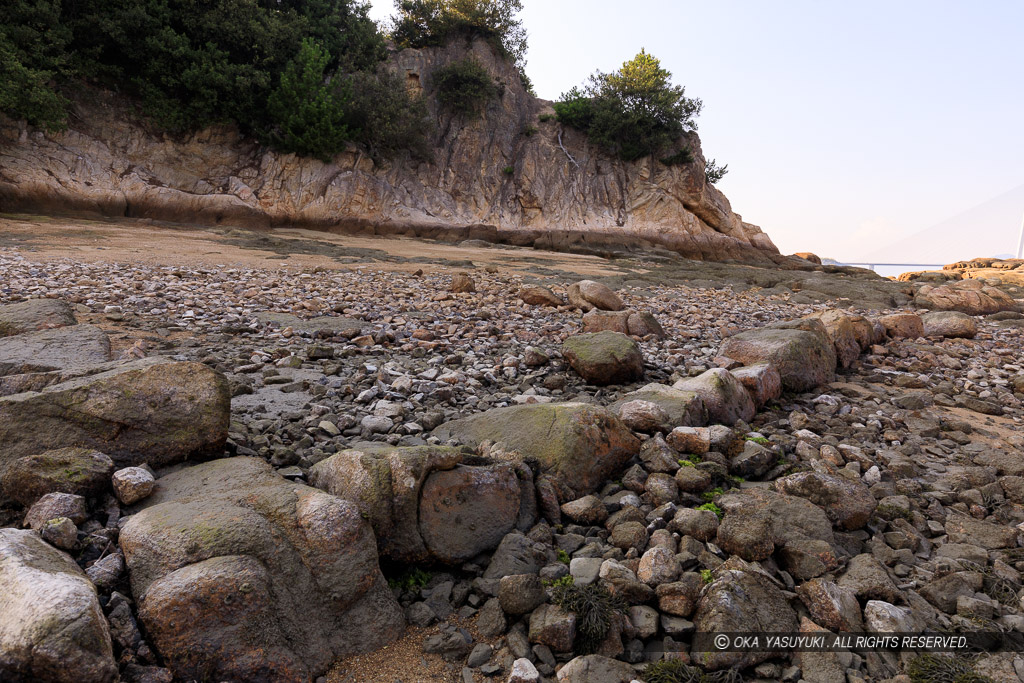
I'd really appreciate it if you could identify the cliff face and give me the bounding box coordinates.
[0,39,782,264]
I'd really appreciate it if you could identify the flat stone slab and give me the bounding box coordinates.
[0,324,111,376]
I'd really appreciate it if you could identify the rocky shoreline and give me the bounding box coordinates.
[1,236,1024,683]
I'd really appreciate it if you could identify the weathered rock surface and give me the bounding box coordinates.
[0,528,117,683]
[774,471,877,530]
[921,310,978,338]
[0,324,111,376]
[431,403,640,495]
[1,447,114,506]
[718,319,836,392]
[561,331,643,385]
[120,457,403,682]
[609,383,707,430]
[0,358,229,474]
[672,367,755,425]
[915,280,1020,314]
[0,299,77,337]
[0,40,783,265]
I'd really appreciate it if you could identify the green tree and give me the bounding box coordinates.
[704,158,729,184]
[555,49,703,162]
[342,67,432,160]
[0,0,71,129]
[391,0,527,67]
[432,57,499,119]
[266,39,352,161]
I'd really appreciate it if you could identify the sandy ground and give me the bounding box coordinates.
[0,213,626,279]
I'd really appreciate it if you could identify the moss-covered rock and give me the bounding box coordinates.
[561,331,643,385]
[0,357,229,476]
[609,383,708,430]
[431,402,641,496]
[0,299,77,338]
[1,447,115,506]
[120,456,403,682]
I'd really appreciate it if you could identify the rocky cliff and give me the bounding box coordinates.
[0,39,782,264]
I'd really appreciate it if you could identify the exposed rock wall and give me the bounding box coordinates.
[0,39,782,264]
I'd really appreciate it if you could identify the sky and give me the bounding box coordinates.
[366,1,1024,263]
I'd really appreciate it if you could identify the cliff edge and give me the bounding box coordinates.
[0,39,783,264]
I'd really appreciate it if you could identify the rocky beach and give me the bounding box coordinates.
[1,215,1023,682]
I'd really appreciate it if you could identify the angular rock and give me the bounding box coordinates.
[111,467,156,505]
[718,319,836,392]
[656,573,704,617]
[581,309,630,335]
[627,311,666,339]
[567,280,624,312]
[561,495,608,525]
[878,312,924,339]
[945,514,1017,550]
[796,578,864,632]
[668,508,719,542]
[774,471,877,530]
[731,362,782,409]
[921,311,978,338]
[0,299,77,337]
[807,310,861,369]
[0,528,116,683]
[561,331,643,386]
[484,532,548,579]
[672,368,755,426]
[119,457,404,682]
[431,403,640,495]
[716,488,836,563]
[837,554,900,603]
[730,439,776,479]
[1,447,114,506]
[610,383,707,430]
[24,492,88,530]
[499,574,547,615]
[528,604,576,653]
[450,273,476,293]
[637,546,681,586]
[519,285,562,307]
[0,324,111,376]
[615,399,669,433]
[692,560,799,671]
[555,654,635,682]
[0,358,229,474]
[40,516,78,550]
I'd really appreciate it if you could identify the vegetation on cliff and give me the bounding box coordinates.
[2,0,725,177]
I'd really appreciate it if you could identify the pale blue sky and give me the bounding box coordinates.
[367,1,1024,262]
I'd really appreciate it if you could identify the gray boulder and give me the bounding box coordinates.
[609,383,707,430]
[1,447,114,506]
[0,528,116,682]
[431,402,640,495]
[0,299,77,337]
[561,331,644,386]
[120,457,403,683]
[672,368,755,425]
[0,358,229,476]
[718,319,837,392]
[0,324,111,376]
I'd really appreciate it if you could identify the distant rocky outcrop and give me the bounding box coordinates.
[0,39,784,265]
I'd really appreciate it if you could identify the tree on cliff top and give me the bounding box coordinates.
[555,49,703,163]
[390,0,528,68]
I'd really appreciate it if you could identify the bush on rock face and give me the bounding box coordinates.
[432,57,500,118]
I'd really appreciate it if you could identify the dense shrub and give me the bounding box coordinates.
[555,49,703,163]
[0,0,71,130]
[432,57,499,118]
[0,0,437,162]
[342,67,432,161]
[391,0,527,67]
[266,39,352,161]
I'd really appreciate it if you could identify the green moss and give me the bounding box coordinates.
[386,566,432,591]
[678,459,695,468]
[556,549,571,565]
[700,569,714,584]
[643,658,742,683]
[745,436,770,445]
[543,574,574,588]
[696,502,723,519]
[700,488,724,502]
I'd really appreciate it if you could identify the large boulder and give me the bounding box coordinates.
[519,285,562,307]
[0,299,77,337]
[718,319,836,392]
[0,324,111,376]
[567,280,624,312]
[120,457,403,682]
[716,488,838,578]
[561,331,644,385]
[1,447,115,506]
[0,528,117,682]
[730,363,782,409]
[672,368,755,426]
[608,383,707,430]
[309,445,531,564]
[878,313,924,339]
[431,402,641,495]
[921,311,977,339]
[0,358,229,475]
[915,281,1019,315]
[774,471,877,530]
[806,310,861,369]
[692,559,799,671]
